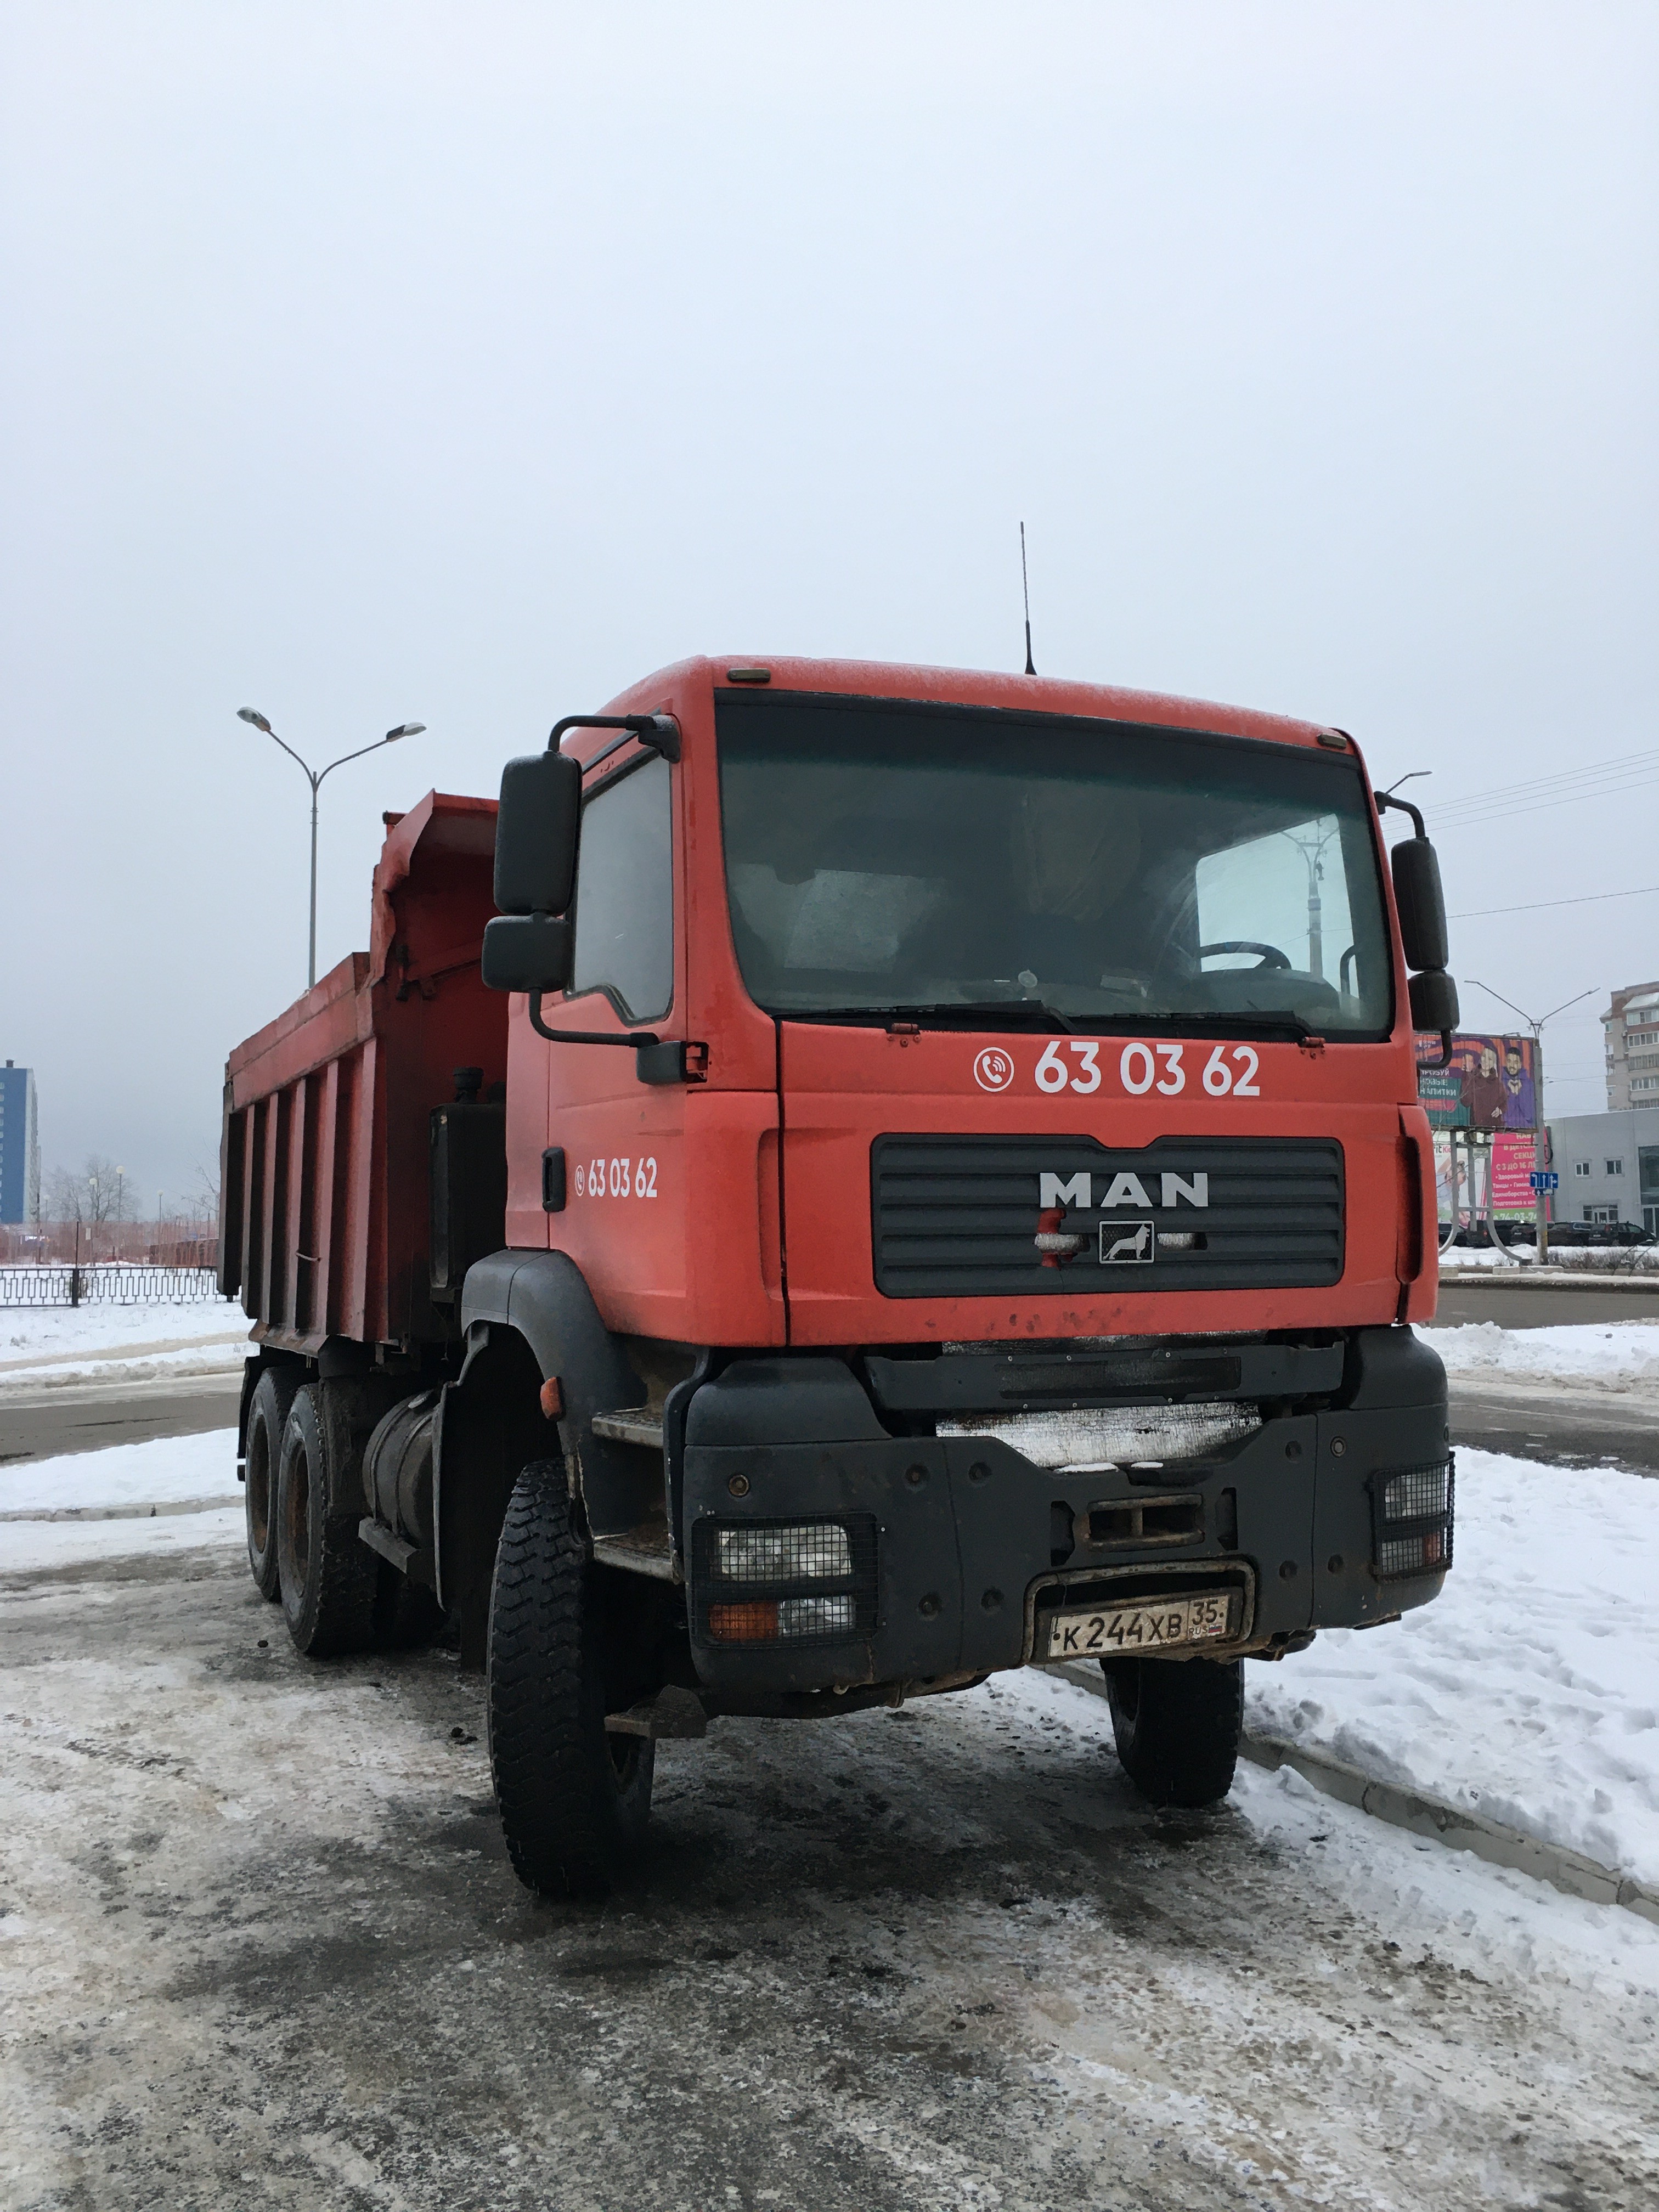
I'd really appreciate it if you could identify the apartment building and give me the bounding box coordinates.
[1603,980,1659,1109]
[0,1061,40,1226]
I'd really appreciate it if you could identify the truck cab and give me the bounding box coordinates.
[224,653,1459,1899]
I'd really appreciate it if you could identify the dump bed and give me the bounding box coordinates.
[218,792,504,1352]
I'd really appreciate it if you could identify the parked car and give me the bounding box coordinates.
[1538,1220,1656,1249]
[1437,1219,1655,1249]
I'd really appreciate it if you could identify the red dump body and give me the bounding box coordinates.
[219,792,502,1352]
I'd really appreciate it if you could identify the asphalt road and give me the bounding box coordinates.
[1449,1379,1659,1472]
[1435,1278,1659,1328]
[4,1544,1654,2210]
[6,1283,1657,1481]
[0,1371,244,1464]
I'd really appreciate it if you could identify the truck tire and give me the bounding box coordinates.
[487,1459,654,1897]
[244,1367,300,1601]
[276,1386,378,1658]
[1103,1655,1243,1809]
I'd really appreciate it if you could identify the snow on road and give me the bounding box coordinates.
[1247,1445,1659,1888]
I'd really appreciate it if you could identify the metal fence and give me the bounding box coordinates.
[0,1264,231,1309]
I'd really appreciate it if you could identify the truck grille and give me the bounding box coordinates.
[871,1135,1344,1299]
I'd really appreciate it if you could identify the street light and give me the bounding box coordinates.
[1465,979,1597,1264]
[236,710,428,986]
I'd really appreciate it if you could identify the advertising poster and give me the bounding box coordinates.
[1491,1132,1544,1216]
[1415,1032,1537,1132]
[1432,1131,1549,1224]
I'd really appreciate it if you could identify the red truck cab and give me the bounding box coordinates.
[223,654,1457,1898]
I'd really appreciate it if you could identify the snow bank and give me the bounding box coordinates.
[1246,1447,1659,1888]
[0,1506,244,1573]
[1441,1245,1659,1273]
[1423,1317,1659,1387]
[0,1296,249,1376]
[996,1666,1659,1990]
[0,1428,239,1517]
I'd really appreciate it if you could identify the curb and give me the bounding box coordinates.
[1052,1661,1659,1927]
[1438,1268,1659,1293]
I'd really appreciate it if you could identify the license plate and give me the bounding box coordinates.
[1043,1590,1237,1659]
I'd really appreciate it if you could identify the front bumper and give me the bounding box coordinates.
[681,1327,1450,1697]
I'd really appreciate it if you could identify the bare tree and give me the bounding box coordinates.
[43,1155,125,1254]
[191,1161,222,1238]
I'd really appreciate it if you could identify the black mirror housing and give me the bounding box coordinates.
[481,913,574,995]
[1408,967,1459,1034]
[1391,838,1449,973]
[494,752,581,917]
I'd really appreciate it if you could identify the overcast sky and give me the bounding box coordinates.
[2,2,1655,1209]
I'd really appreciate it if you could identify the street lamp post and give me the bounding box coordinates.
[237,711,428,987]
[1466,980,1596,1265]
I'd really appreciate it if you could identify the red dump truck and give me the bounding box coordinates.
[221,654,1458,1898]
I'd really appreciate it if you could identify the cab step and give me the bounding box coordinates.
[592,1515,681,1584]
[591,1409,665,1451]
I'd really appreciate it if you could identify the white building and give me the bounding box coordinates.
[1544,1105,1659,1234]
[1601,980,1659,1110]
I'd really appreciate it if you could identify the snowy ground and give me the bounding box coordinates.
[9,1421,1659,1913]
[0,1295,250,1392]
[3,1543,1656,2210]
[1247,1446,1659,1888]
[1424,1316,1659,1388]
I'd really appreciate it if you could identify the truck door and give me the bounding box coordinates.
[540,752,690,1339]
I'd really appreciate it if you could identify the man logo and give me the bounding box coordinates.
[1100,1220,1155,1265]
[1037,1170,1209,1210]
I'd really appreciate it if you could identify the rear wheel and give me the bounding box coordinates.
[1104,1655,1243,1808]
[276,1386,378,1658]
[487,1459,654,1897]
[244,1367,300,1601]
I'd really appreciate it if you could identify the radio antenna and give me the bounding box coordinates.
[1020,521,1036,675]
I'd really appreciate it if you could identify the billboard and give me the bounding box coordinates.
[1415,1032,1537,1132]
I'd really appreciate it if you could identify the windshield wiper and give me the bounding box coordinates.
[797,1001,1079,1034]
[1154,1011,1319,1040]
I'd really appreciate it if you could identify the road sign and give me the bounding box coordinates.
[1529,1171,1559,1193]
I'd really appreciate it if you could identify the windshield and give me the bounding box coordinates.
[716,692,1393,1036]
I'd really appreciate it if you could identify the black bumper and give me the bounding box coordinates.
[681,1327,1450,1697]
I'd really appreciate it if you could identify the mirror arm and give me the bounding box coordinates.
[527,992,658,1049]
[547,712,681,770]
[1376,789,1427,839]
[1421,1025,1453,1070]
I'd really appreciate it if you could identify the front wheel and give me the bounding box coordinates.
[1104,1655,1243,1808]
[487,1460,654,1898]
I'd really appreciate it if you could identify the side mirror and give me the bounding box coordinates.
[494,751,582,919]
[481,912,574,994]
[1391,838,1449,973]
[1409,965,1459,1066]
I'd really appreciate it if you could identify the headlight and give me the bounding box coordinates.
[1378,1528,1449,1578]
[715,1522,853,1583]
[707,1594,859,1643]
[1382,1465,1450,1522]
